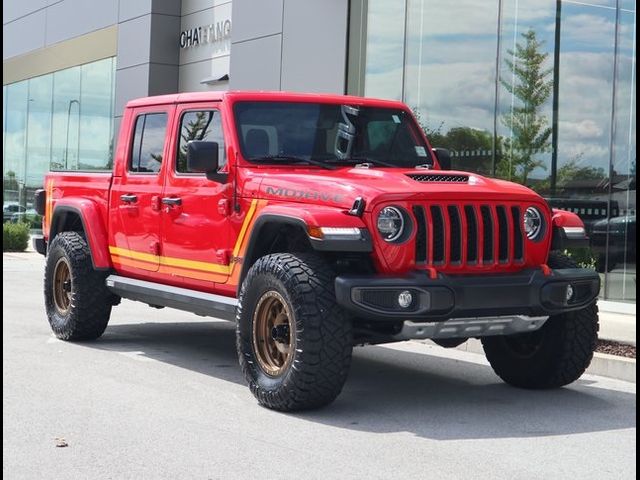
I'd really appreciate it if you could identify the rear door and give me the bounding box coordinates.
[109,107,171,276]
[159,103,232,290]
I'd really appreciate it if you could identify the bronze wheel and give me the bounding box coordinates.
[236,253,353,411]
[44,231,113,340]
[252,290,295,377]
[52,257,72,314]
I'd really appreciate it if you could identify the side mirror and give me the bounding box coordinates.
[187,141,226,182]
[432,148,451,170]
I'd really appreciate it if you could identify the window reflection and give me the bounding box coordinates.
[364,0,406,100]
[80,60,115,170]
[3,57,115,231]
[404,0,499,175]
[52,66,81,170]
[355,0,635,302]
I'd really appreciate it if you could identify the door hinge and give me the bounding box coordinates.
[149,241,160,256]
[216,249,231,265]
[218,198,231,216]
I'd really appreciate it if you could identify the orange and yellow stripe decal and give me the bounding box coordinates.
[108,199,267,284]
[44,178,54,236]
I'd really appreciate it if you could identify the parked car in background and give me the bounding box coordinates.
[3,202,26,223]
[3,202,41,228]
[590,215,636,272]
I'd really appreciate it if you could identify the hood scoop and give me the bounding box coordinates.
[407,173,469,183]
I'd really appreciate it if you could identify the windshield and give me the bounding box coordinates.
[233,101,433,167]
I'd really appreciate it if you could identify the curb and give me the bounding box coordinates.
[455,338,636,384]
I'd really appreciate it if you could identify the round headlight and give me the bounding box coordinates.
[523,207,543,240]
[377,206,404,242]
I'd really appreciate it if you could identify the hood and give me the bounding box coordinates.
[251,166,544,210]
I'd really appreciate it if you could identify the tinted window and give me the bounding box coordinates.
[176,110,226,173]
[233,101,431,167]
[130,113,167,173]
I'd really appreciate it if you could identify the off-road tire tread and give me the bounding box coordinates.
[482,251,599,389]
[44,231,113,340]
[236,253,352,411]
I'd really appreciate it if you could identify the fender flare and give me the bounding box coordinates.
[237,211,371,292]
[550,208,589,250]
[50,199,112,270]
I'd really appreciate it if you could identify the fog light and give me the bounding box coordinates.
[398,290,413,308]
[566,284,574,303]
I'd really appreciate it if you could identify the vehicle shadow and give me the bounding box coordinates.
[89,320,636,441]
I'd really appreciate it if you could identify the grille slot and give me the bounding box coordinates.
[407,174,469,183]
[511,206,524,261]
[447,206,462,263]
[464,205,478,263]
[497,206,509,263]
[480,206,494,264]
[413,206,427,264]
[430,206,445,263]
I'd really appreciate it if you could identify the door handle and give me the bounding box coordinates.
[120,194,138,203]
[161,197,182,206]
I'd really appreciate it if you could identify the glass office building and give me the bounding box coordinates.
[352,0,635,302]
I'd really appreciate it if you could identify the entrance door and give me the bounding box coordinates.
[160,103,232,290]
[109,108,170,276]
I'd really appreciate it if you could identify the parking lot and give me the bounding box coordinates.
[3,252,636,479]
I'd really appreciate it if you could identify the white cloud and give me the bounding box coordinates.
[559,119,604,138]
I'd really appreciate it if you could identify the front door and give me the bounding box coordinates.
[109,108,170,276]
[160,103,232,290]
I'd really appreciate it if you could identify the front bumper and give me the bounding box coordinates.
[335,267,600,322]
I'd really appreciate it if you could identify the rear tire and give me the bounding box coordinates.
[236,253,352,411]
[481,251,599,389]
[44,232,114,340]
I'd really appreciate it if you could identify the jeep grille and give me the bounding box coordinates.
[412,203,525,266]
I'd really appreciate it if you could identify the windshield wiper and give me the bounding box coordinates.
[250,155,336,170]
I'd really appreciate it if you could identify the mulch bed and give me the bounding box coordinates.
[596,339,636,359]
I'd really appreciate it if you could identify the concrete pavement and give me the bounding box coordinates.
[599,311,636,346]
[3,251,637,479]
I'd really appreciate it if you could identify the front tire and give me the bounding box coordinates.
[481,251,599,389]
[44,232,113,340]
[236,253,352,411]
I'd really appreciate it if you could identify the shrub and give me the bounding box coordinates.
[3,222,30,252]
[562,247,597,270]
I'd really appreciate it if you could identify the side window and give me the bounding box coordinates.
[129,113,168,173]
[177,110,226,173]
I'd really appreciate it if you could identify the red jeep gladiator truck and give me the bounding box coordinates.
[34,91,600,411]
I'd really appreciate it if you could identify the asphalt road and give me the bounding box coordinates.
[3,252,637,480]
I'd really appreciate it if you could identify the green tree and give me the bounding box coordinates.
[557,158,606,186]
[177,112,212,172]
[498,29,553,184]
[535,155,606,192]
[412,109,497,174]
[3,170,19,196]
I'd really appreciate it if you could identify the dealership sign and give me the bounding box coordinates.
[180,20,231,49]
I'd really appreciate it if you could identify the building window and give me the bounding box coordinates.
[3,57,116,230]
